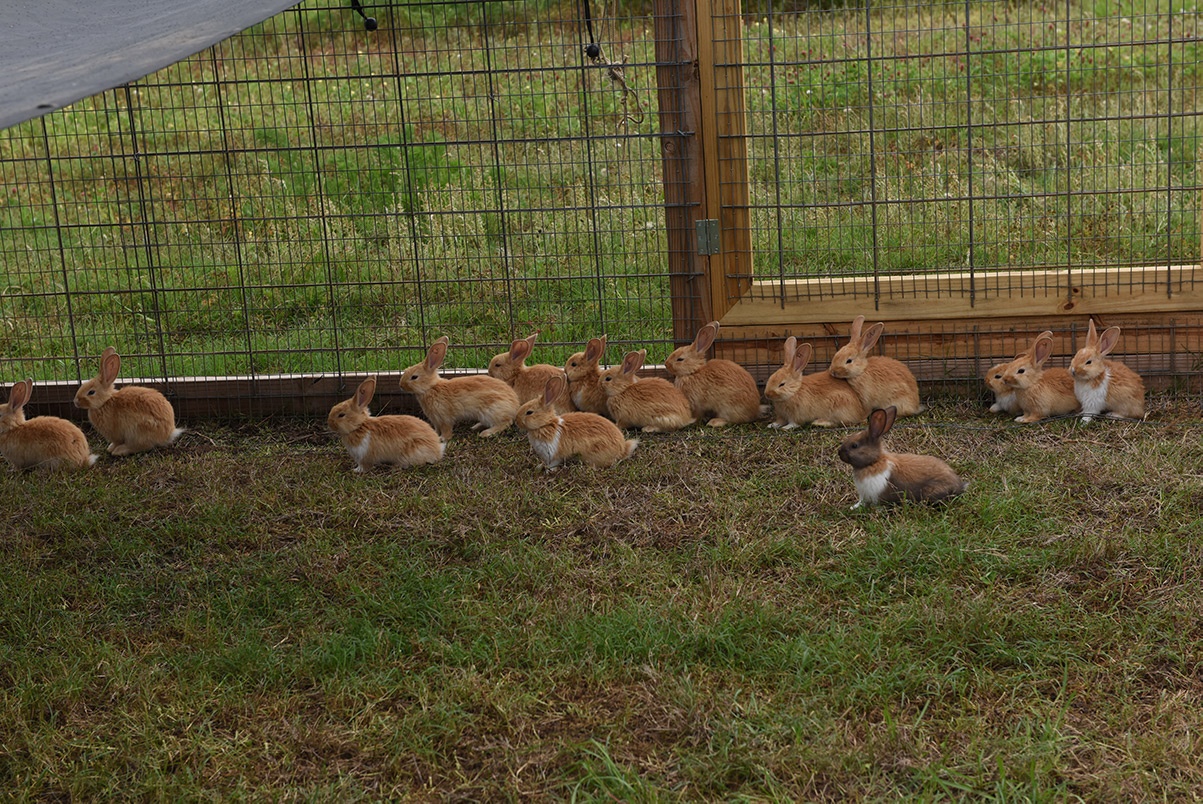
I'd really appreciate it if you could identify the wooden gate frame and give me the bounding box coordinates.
[656,0,1203,387]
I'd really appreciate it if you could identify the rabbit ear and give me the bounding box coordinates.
[1025,330,1054,359]
[1032,334,1055,366]
[509,336,533,362]
[693,321,719,353]
[543,374,566,405]
[867,408,889,439]
[868,406,896,439]
[622,350,646,375]
[859,322,885,352]
[1086,318,1099,347]
[7,379,32,410]
[355,377,377,409]
[584,337,606,363]
[426,337,449,370]
[1097,326,1121,356]
[782,336,797,365]
[849,315,865,342]
[791,342,813,373]
[100,348,121,386]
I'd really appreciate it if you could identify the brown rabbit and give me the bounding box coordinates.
[1002,331,1079,423]
[398,336,520,441]
[600,350,696,433]
[765,337,866,428]
[487,332,573,412]
[1,379,97,471]
[515,376,638,470]
[837,406,966,508]
[328,377,444,472]
[74,347,183,456]
[1069,319,1146,423]
[664,321,765,427]
[984,360,1019,415]
[564,336,609,416]
[828,316,923,416]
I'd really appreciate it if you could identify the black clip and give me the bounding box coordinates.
[350,0,378,31]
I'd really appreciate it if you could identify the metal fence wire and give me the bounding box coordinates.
[0,0,1199,413]
[732,0,1199,300]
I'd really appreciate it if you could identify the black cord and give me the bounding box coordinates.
[350,0,378,31]
[580,0,600,59]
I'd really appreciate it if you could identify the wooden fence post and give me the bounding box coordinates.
[697,0,753,325]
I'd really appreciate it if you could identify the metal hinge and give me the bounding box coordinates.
[695,219,720,255]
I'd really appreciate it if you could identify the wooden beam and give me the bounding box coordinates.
[15,366,676,423]
[694,0,752,327]
[720,265,1203,326]
[712,312,1203,389]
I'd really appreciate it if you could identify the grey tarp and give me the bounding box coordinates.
[0,0,303,131]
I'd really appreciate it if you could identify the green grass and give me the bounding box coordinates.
[0,0,1199,381]
[3,397,1203,797]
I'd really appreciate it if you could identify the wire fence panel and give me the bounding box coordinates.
[733,0,1200,307]
[1,0,678,390]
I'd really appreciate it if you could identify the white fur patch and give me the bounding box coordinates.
[529,418,563,467]
[854,461,894,507]
[348,432,371,467]
[990,391,1016,413]
[1075,368,1110,419]
[571,387,585,409]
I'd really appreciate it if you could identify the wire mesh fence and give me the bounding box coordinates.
[733,0,1200,304]
[1,0,679,390]
[0,0,1199,414]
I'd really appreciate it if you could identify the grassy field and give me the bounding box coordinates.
[3,396,1203,798]
[0,0,1198,381]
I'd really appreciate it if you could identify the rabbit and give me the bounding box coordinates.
[838,406,967,509]
[1,379,97,471]
[765,337,867,428]
[515,375,638,470]
[564,335,610,416]
[984,360,1020,415]
[600,349,696,433]
[1069,319,1146,423]
[663,320,766,427]
[487,332,574,412]
[74,347,183,456]
[398,336,520,441]
[1002,331,1079,423]
[328,376,445,472]
[828,315,923,416]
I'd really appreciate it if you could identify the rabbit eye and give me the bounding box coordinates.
[845,358,853,364]
[570,361,577,367]
[1085,359,1092,365]
[1017,368,1025,374]
[676,357,684,362]
[87,390,95,396]
[337,412,345,418]
[778,382,786,388]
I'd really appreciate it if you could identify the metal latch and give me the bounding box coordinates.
[696,219,720,255]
